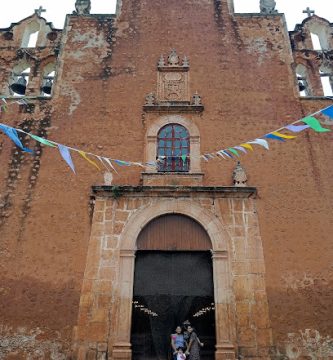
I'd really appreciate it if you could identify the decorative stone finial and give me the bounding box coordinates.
[182,56,189,67]
[260,0,278,14]
[74,0,91,15]
[104,172,113,186]
[158,55,165,67]
[168,49,180,66]
[145,92,156,105]
[191,92,202,106]
[233,161,248,187]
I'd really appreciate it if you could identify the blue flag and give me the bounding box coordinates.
[264,134,286,142]
[0,124,33,153]
[58,144,75,173]
[321,105,333,119]
[114,159,131,166]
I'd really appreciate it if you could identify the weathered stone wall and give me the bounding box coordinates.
[0,0,332,358]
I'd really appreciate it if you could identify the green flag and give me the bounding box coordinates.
[29,134,56,147]
[302,116,330,133]
[228,147,240,157]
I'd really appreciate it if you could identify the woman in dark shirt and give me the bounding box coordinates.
[185,326,203,360]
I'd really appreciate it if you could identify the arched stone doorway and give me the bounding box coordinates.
[72,188,273,360]
[131,214,215,360]
[112,199,237,360]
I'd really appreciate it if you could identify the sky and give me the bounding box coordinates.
[0,0,332,30]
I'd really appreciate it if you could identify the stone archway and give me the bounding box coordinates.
[72,186,272,360]
[111,199,236,360]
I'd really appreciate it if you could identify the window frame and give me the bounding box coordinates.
[157,123,190,173]
[145,115,201,174]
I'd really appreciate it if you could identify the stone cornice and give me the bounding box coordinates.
[92,185,257,198]
[143,103,204,113]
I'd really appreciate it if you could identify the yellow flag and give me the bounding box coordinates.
[271,131,297,139]
[240,143,253,151]
[78,151,101,171]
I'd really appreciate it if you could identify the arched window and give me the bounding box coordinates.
[310,32,322,50]
[157,124,190,172]
[41,62,56,96]
[307,23,331,51]
[9,63,31,96]
[296,64,311,96]
[21,21,40,48]
[319,68,333,97]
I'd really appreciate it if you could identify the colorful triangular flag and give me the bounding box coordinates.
[264,134,286,142]
[221,150,234,158]
[78,151,101,171]
[216,150,226,159]
[228,148,240,157]
[0,124,33,153]
[234,146,247,154]
[248,139,269,150]
[58,144,75,173]
[101,157,118,173]
[321,105,333,119]
[114,159,131,166]
[301,116,331,133]
[284,124,310,133]
[29,134,56,147]
[240,143,254,151]
[271,131,296,139]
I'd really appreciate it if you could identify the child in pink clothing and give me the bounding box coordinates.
[177,347,186,360]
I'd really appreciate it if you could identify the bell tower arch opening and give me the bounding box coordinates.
[131,214,216,360]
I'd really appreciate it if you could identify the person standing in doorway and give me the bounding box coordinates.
[171,326,185,360]
[185,326,204,360]
[182,320,191,344]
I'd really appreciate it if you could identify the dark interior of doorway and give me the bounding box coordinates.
[131,251,216,360]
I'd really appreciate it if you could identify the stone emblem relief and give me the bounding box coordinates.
[144,50,203,108]
[157,50,190,102]
[163,72,185,101]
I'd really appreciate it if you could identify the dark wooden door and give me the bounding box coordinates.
[132,215,215,360]
[131,251,216,360]
[137,214,211,251]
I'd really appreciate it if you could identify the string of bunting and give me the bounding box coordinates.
[201,104,333,161]
[0,96,332,174]
[0,97,28,113]
[0,98,158,173]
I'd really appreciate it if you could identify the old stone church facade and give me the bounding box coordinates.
[0,0,332,359]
